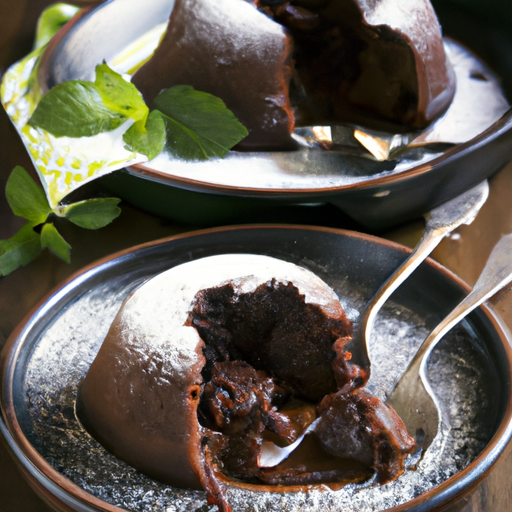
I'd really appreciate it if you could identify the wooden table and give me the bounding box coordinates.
[2,1,512,510]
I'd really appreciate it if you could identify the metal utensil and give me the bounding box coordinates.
[346,180,489,388]
[387,232,512,451]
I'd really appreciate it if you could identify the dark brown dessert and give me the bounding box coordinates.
[132,0,455,151]
[76,255,415,512]
[132,0,296,151]
[259,0,456,132]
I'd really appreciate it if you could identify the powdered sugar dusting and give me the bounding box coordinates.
[17,254,498,511]
[105,254,342,382]
[361,0,441,54]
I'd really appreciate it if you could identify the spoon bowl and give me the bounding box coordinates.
[387,232,512,451]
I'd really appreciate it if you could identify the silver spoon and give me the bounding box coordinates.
[345,180,489,389]
[387,232,512,451]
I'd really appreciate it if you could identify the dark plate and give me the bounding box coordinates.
[36,0,512,230]
[1,226,512,511]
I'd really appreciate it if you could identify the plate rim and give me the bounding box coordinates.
[128,110,512,198]
[2,224,512,512]
[37,0,512,199]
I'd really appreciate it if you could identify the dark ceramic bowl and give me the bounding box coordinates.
[35,0,512,230]
[1,226,512,511]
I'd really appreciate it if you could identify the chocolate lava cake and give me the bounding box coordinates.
[76,254,415,512]
[132,0,455,150]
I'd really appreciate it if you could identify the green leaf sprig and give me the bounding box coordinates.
[33,3,80,50]
[0,166,121,276]
[2,15,249,277]
[28,64,248,161]
[152,85,249,160]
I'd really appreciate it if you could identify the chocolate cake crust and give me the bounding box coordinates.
[133,0,455,152]
[132,0,297,151]
[76,255,416,512]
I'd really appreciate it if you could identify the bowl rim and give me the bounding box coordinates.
[128,110,512,198]
[37,0,512,200]
[1,224,512,512]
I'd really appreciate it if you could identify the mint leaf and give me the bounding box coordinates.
[0,223,42,276]
[34,3,80,50]
[41,223,71,263]
[153,85,248,160]
[94,63,149,131]
[60,197,121,229]
[6,166,52,223]
[27,67,247,160]
[160,114,209,160]
[28,80,125,138]
[123,109,166,160]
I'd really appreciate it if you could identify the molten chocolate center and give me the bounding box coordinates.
[188,280,414,486]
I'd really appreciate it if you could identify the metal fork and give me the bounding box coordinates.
[345,181,489,389]
[387,232,512,451]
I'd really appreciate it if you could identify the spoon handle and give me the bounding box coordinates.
[361,227,444,340]
[394,232,512,385]
[361,181,489,344]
